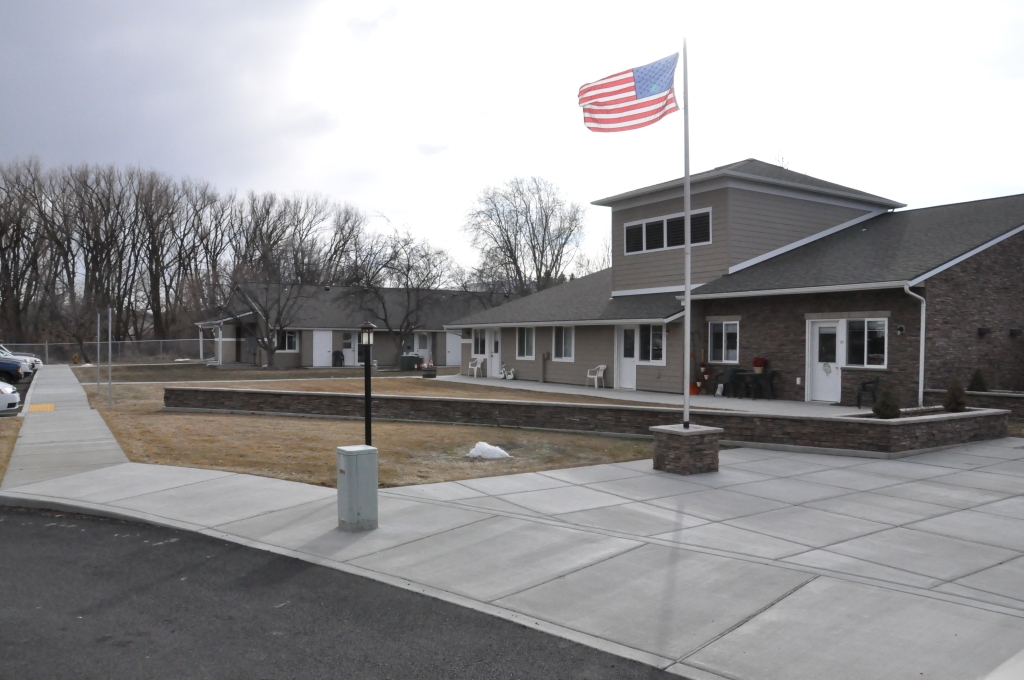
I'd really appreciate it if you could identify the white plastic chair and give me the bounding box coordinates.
[587,364,606,388]
[468,357,484,377]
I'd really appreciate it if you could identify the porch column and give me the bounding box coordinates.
[199,328,204,361]
[217,325,223,364]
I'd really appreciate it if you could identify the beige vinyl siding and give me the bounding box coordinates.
[611,189,729,292]
[219,323,237,363]
[370,334,401,367]
[461,339,472,375]
[500,326,615,387]
[432,331,446,365]
[300,329,314,367]
[727,189,870,266]
[635,321,684,393]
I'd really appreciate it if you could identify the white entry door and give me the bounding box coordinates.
[486,329,501,378]
[312,330,333,367]
[445,331,462,367]
[617,325,638,390]
[809,321,842,402]
[341,332,358,366]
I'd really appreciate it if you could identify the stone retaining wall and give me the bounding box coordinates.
[164,387,1009,455]
[924,389,1024,419]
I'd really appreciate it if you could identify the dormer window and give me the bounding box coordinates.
[624,209,711,254]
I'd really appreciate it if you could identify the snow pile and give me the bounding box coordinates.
[466,442,511,459]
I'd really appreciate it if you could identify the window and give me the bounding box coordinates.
[342,332,353,349]
[277,330,298,352]
[418,333,429,350]
[473,329,486,356]
[625,209,712,254]
[553,326,574,360]
[709,322,738,363]
[846,319,887,367]
[638,324,664,363]
[516,327,534,359]
[625,225,644,253]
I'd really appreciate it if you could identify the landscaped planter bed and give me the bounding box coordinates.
[164,386,1010,458]
[924,388,1024,419]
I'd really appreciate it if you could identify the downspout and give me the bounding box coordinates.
[903,282,926,407]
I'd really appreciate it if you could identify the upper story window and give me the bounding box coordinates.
[625,209,711,254]
[846,319,887,367]
[516,327,535,360]
[709,321,738,363]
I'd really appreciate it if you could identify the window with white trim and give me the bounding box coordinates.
[472,329,486,356]
[553,326,574,361]
[516,327,534,360]
[638,324,664,363]
[846,319,887,367]
[277,330,298,352]
[624,210,711,254]
[709,322,738,363]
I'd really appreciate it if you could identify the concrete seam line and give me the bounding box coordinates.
[492,543,647,603]
[675,576,819,664]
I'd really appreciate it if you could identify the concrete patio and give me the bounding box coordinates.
[439,372,864,417]
[3,366,1024,678]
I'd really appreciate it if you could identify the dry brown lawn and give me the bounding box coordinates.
[0,416,23,483]
[1009,419,1024,438]
[72,362,459,384]
[88,383,653,488]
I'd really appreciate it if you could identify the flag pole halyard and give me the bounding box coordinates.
[682,40,691,428]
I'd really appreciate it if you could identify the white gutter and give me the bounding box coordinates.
[903,282,926,407]
[690,280,906,300]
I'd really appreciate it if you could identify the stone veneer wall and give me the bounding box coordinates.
[925,231,1024,393]
[924,389,1024,419]
[652,426,721,475]
[165,387,1008,454]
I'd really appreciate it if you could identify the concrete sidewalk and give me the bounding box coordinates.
[1,364,128,489]
[3,366,1024,679]
[438,373,864,417]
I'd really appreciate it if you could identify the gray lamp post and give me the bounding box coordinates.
[360,321,376,445]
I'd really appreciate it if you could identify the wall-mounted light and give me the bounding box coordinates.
[1011,329,1023,338]
[895,325,905,335]
[978,327,992,337]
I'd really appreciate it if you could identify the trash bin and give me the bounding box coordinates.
[333,350,344,367]
[399,354,420,371]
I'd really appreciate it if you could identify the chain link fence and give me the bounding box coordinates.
[2,339,219,365]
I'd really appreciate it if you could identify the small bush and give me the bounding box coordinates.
[944,379,967,412]
[967,369,988,392]
[872,388,901,419]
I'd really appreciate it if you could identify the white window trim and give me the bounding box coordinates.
[516,327,535,360]
[471,328,487,357]
[277,330,299,353]
[707,321,739,364]
[552,326,575,362]
[623,207,712,256]
[842,317,888,370]
[636,324,667,366]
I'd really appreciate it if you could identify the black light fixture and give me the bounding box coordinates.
[978,327,992,337]
[359,321,376,445]
[1011,329,1023,338]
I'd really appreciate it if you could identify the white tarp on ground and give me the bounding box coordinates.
[466,442,510,459]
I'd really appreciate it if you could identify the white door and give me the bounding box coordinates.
[312,330,333,367]
[341,332,358,366]
[617,325,638,389]
[445,332,462,367]
[809,321,842,402]
[415,332,432,365]
[486,329,501,378]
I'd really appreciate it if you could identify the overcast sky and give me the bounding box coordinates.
[2,1,1022,266]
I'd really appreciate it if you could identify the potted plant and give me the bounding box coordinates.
[752,357,768,374]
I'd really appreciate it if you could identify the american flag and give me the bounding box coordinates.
[578,53,679,132]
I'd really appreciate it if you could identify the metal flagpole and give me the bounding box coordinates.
[107,307,112,408]
[682,41,692,429]
[97,312,101,393]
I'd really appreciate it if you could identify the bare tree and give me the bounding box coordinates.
[463,177,584,297]
[573,234,612,277]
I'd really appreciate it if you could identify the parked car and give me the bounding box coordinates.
[0,356,25,384]
[0,381,20,412]
[0,344,42,371]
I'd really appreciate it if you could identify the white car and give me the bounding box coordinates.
[0,381,20,413]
